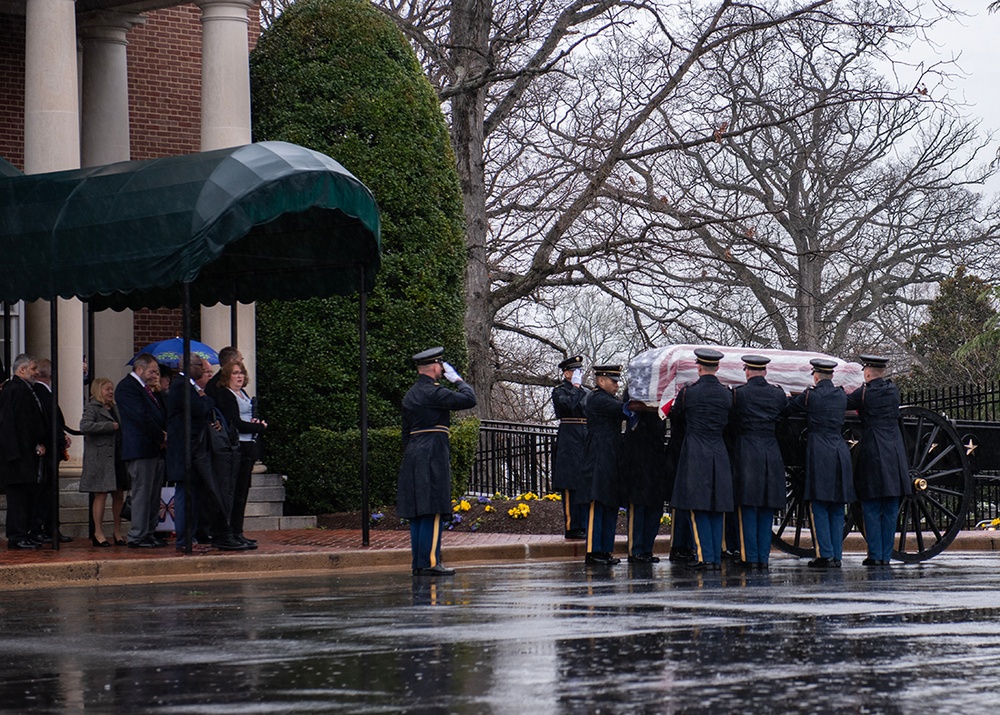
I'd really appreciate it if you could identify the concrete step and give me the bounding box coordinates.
[2,471,299,533]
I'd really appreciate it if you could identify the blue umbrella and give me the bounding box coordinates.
[130,337,219,368]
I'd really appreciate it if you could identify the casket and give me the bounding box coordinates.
[626,344,864,415]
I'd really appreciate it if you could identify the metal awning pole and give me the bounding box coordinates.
[86,302,96,542]
[49,300,60,550]
[182,284,193,554]
[230,303,238,346]
[3,302,11,379]
[360,266,370,546]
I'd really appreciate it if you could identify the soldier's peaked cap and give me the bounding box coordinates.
[558,355,584,371]
[809,358,837,374]
[694,348,724,366]
[859,354,889,369]
[593,364,622,380]
[413,347,445,365]
[741,355,771,369]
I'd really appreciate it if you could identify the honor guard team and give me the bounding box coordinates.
[399,344,908,577]
[548,348,910,572]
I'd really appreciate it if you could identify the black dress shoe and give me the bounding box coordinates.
[7,537,41,550]
[585,552,616,566]
[863,557,878,566]
[127,538,154,548]
[30,532,52,544]
[684,561,707,571]
[236,535,258,550]
[58,533,73,543]
[416,564,456,576]
[831,559,842,568]
[807,557,831,569]
[237,534,258,545]
[564,529,586,540]
[214,536,253,551]
[114,537,126,546]
[91,537,111,547]
[669,549,695,563]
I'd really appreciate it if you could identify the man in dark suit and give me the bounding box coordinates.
[551,355,589,539]
[620,391,667,563]
[167,354,249,552]
[0,354,48,549]
[669,348,733,570]
[30,358,72,544]
[731,355,788,570]
[116,353,167,548]
[789,358,855,568]
[397,347,477,576]
[580,364,625,566]
[847,354,910,566]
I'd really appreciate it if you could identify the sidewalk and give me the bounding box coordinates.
[1,529,998,591]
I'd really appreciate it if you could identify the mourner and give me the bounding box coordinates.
[580,364,625,566]
[551,355,589,540]
[847,354,910,566]
[620,391,668,563]
[730,355,788,570]
[669,348,734,570]
[788,358,855,568]
[397,347,477,577]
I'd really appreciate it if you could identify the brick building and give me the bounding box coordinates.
[0,0,260,458]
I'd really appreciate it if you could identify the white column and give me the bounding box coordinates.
[79,12,143,167]
[78,12,143,391]
[198,0,256,389]
[23,0,85,456]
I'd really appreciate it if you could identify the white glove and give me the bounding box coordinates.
[571,368,583,387]
[442,361,462,383]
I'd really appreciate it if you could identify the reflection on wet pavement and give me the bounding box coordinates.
[0,554,998,713]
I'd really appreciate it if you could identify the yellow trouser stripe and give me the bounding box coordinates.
[808,502,820,557]
[628,504,636,554]
[563,490,572,530]
[587,502,596,552]
[430,514,441,567]
[737,506,747,561]
[689,510,704,563]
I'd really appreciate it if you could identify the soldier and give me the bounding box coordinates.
[551,355,589,540]
[669,348,733,570]
[580,364,624,566]
[731,355,788,570]
[788,358,855,569]
[847,354,910,566]
[620,391,668,563]
[397,347,476,577]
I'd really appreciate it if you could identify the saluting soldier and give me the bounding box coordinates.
[847,354,910,566]
[669,348,733,570]
[731,355,788,570]
[580,364,625,566]
[788,358,855,569]
[620,390,668,563]
[397,347,477,577]
[551,355,589,540]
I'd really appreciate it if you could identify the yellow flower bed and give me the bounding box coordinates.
[508,502,531,519]
[542,493,562,501]
[517,491,538,501]
[453,499,471,513]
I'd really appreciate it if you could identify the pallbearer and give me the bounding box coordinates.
[847,354,911,566]
[551,355,590,540]
[669,348,733,570]
[620,391,667,563]
[397,347,477,577]
[731,355,788,570]
[788,358,855,569]
[580,364,625,566]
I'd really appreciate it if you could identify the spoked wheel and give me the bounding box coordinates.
[893,406,974,562]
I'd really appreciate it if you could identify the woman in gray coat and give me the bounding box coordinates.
[78,378,128,546]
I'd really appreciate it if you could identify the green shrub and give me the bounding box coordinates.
[250,0,467,486]
[284,418,480,514]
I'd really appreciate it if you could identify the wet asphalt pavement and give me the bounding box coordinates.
[0,553,998,714]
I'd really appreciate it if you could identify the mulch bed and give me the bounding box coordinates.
[318,496,629,536]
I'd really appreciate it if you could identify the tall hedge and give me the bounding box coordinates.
[249,0,467,492]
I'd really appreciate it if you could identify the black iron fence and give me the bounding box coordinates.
[469,420,557,497]
[901,381,1000,422]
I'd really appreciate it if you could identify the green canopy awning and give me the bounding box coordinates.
[0,141,381,309]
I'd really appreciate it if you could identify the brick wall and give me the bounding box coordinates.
[0,14,25,170]
[133,308,186,353]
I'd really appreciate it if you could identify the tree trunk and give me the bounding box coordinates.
[450,0,494,417]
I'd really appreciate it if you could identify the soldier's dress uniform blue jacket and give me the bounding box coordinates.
[579,388,624,507]
[619,410,668,507]
[846,378,910,500]
[670,374,734,513]
[731,376,788,509]
[396,375,477,519]
[551,379,589,493]
[790,380,855,504]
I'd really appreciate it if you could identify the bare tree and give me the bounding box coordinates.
[607,11,998,356]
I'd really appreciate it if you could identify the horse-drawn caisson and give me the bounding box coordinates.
[628,345,980,563]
